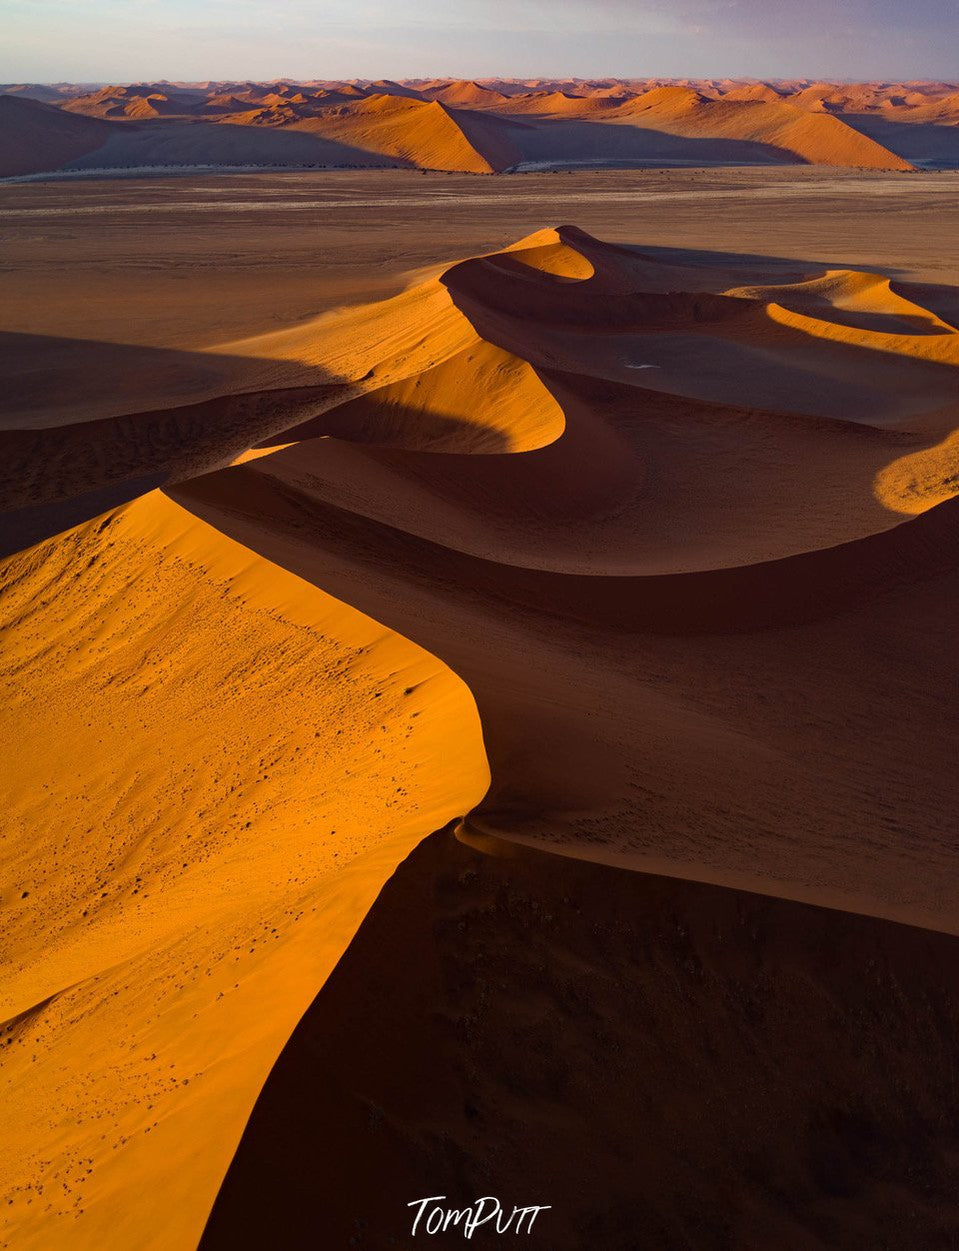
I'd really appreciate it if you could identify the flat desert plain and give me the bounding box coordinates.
[3,167,959,1250]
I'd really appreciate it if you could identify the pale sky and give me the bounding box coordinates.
[1,0,957,84]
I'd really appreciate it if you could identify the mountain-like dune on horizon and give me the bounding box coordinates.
[363,78,424,99]
[4,220,959,1247]
[0,95,113,177]
[613,87,916,169]
[0,82,90,103]
[717,81,787,103]
[284,93,519,174]
[5,75,952,178]
[61,85,197,120]
[497,88,616,116]
[420,78,510,106]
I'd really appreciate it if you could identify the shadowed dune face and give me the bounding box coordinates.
[831,114,959,169]
[202,829,959,1251]
[4,216,959,1248]
[0,95,111,177]
[0,335,355,555]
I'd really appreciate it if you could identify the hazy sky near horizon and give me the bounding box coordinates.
[1,0,957,83]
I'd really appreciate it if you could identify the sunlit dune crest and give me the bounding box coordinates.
[874,427,959,514]
[0,492,488,1249]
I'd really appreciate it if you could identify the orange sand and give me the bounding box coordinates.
[0,493,487,1249]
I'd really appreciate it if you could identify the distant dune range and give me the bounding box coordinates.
[5,75,959,177]
[3,220,959,1247]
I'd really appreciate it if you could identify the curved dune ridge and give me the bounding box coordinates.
[286,94,518,174]
[0,491,488,1250]
[264,340,566,454]
[3,224,959,1248]
[174,225,959,931]
[198,225,959,573]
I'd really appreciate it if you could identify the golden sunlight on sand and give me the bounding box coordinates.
[0,493,487,1249]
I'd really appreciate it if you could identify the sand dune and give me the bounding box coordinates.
[909,91,959,123]
[62,85,192,120]
[499,89,615,117]
[0,95,112,177]
[616,91,916,170]
[421,79,509,107]
[194,229,947,579]
[364,78,423,99]
[203,828,959,1250]
[0,490,487,1249]
[283,94,517,173]
[725,267,958,335]
[4,208,959,1247]
[0,83,87,103]
[169,226,959,937]
[719,81,786,103]
[488,86,916,170]
[270,339,566,454]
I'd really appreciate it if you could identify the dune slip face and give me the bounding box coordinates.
[3,212,959,1249]
[204,827,959,1251]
